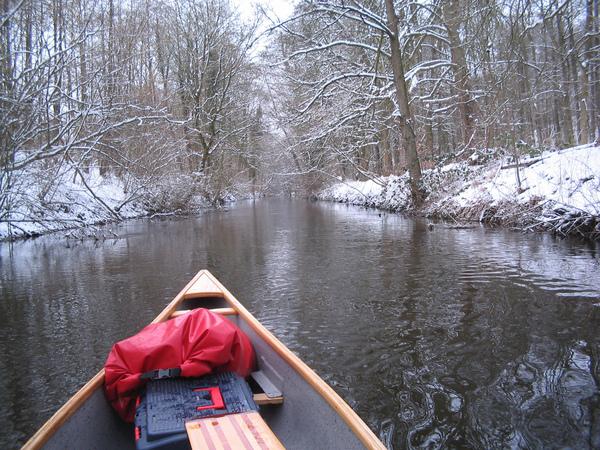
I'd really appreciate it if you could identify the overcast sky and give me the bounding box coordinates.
[233,0,295,23]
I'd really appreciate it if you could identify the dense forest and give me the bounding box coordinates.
[1,0,599,238]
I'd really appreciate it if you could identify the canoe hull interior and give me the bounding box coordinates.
[42,314,368,450]
[234,314,367,450]
[43,388,134,450]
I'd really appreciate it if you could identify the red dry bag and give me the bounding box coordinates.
[104,308,255,422]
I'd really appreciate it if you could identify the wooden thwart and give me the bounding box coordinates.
[170,307,238,318]
[253,393,284,405]
[186,411,285,450]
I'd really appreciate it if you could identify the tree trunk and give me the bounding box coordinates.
[567,16,582,144]
[108,0,115,97]
[425,108,434,160]
[579,69,590,144]
[442,0,475,146]
[556,15,574,146]
[1,0,13,169]
[380,125,392,176]
[517,35,536,145]
[24,1,32,74]
[78,1,87,103]
[594,0,600,140]
[52,0,63,119]
[585,0,599,141]
[384,0,422,204]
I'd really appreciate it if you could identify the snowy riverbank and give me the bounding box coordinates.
[0,161,248,242]
[1,169,183,241]
[317,144,600,240]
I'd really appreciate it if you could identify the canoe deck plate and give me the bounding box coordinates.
[186,411,285,450]
[251,371,282,398]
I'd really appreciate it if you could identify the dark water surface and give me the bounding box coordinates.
[1,199,600,449]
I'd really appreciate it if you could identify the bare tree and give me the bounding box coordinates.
[272,0,434,201]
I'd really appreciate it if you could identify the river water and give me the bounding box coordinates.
[1,199,599,449]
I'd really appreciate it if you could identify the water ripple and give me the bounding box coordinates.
[1,200,599,449]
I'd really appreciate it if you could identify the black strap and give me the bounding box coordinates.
[140,367,181,380]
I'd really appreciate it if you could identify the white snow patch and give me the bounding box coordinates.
[451,144,600,216]
[0,160,217,241]
[317,144,600,234]
[319,178,385,205]
[0,163,147,240]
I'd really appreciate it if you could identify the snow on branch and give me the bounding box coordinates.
[276,40,390,64]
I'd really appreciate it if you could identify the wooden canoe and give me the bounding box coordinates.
[22,269,385,450]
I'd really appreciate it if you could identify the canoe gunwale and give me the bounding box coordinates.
[22,270,385,450]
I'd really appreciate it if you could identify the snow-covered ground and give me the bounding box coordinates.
[0,161,215,241]
[320,178,386,205]
[448,144,599,214]
[318,144,600,238]
[1,165,146,240]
